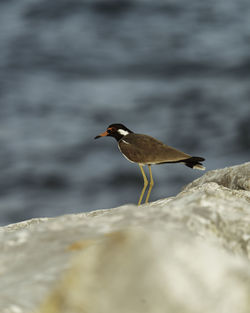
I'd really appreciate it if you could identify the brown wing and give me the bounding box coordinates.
[118,133,191,164]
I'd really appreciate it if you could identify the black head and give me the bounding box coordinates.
[94,123,133,141]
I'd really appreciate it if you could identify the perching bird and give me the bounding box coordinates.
[95,123,205,205]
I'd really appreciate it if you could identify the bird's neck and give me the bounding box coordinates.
[113,129,133,142]
[112,132,126,142]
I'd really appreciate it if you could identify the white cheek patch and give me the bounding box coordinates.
[118,129,129,136]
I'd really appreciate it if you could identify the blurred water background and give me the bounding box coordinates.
[0,0,249,225]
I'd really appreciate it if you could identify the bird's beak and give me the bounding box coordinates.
[94,131,108,139]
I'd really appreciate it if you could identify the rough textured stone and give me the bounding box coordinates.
[183,161,250,191]
[0,162,249,313]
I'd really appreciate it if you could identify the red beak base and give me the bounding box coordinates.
[94,131,108,139]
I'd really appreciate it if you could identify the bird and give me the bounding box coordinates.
[95,123,205,205]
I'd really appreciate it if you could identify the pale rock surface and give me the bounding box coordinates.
[38,229,250,313]
[0,162,249,313]
[183,161,250,191]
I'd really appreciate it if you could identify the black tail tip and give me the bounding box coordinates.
[185,156,205,170]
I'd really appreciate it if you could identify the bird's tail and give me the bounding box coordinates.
[184,156,206,170]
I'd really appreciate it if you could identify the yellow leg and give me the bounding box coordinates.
[138,165,148,205]
[145,165,154,203]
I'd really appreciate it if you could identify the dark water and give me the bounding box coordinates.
[0,0,249,225]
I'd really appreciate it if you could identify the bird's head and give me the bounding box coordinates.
[94,123,133,141]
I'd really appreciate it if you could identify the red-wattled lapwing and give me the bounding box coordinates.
[95,123,205,205]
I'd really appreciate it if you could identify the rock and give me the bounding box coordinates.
[183,161,250,191]
[0,162,249,313]
[38,229,250,313]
